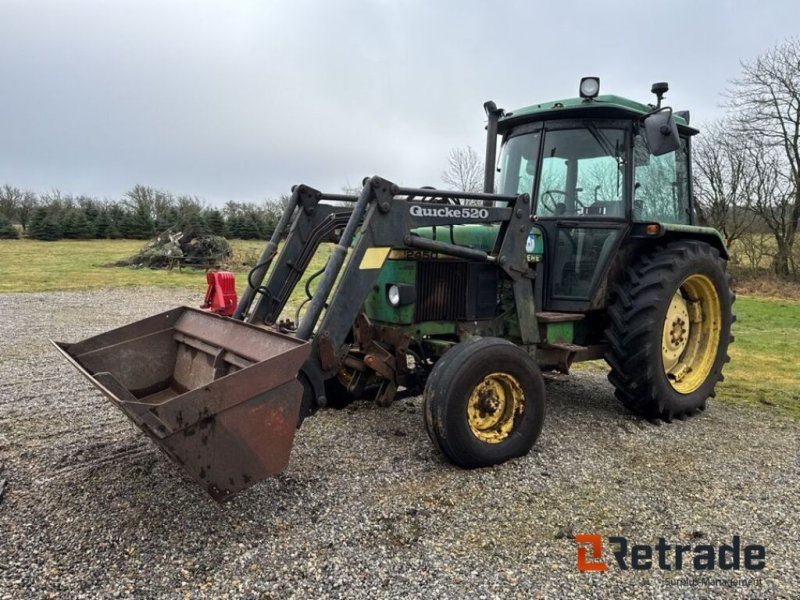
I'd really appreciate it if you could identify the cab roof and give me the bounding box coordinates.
[499,94,698,135]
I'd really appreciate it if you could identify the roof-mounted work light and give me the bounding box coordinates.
[579,77,600,99]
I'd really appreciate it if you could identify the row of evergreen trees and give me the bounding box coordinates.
[0,184,287,241]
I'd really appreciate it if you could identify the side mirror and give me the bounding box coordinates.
[643,108,680,156]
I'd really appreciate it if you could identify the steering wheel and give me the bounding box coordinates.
[540,189,591,214]
[540,190,567,214]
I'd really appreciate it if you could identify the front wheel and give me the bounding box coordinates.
[605,240,734,420]
[423,337,546,468]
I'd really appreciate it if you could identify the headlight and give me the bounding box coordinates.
[387,284,401,306]
[579,76,600,99]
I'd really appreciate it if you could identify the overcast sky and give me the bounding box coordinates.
[1,0,799,205]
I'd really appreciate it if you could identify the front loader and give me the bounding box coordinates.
[55,78,734,501]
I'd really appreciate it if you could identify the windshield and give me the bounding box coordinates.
[498,126,627,217]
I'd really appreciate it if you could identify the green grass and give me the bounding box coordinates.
[0,239,332,297]
[722,296,800,416]
[1,239,797,415]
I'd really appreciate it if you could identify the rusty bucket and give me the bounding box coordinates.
[53,307,311,501]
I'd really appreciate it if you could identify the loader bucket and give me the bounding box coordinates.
[53,306,311,502]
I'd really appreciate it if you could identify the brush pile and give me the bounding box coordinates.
[118,228,232,269]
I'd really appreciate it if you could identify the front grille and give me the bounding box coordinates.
[415,261,469,321]
[414,261,497,322]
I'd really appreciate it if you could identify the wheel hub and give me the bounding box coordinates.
[475,389,502,418]
[466,373,524,444]
[661,274,722,394]
[663,293,690,363]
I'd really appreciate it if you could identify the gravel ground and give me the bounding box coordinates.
[0,288,798,599]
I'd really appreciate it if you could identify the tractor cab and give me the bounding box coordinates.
[493,79,699,312]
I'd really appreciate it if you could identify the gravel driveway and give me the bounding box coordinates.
[0,289,797,599]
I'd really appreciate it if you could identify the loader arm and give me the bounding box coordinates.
[240,185,359,325]
[276,176,534,412]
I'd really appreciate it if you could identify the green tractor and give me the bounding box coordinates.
[56,78,734,500]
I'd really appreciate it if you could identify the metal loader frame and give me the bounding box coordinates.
[233,176,535,416]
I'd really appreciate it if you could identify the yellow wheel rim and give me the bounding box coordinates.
[466,372,524,444]
[661,274,722,394]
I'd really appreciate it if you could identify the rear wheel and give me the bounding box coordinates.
[605,240,734,420]
[423,337,546,468]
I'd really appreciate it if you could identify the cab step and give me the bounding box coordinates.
[540,342,588,353]
[542,371,571,382]
[535,312,585,323]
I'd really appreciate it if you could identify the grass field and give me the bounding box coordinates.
[723,295,800,415]
[1,239,797,416]
[0,239,273,293]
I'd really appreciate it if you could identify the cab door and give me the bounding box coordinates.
[532,121,630,312]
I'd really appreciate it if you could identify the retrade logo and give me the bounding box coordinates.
[575,535,766,572]
[575,534,608,572]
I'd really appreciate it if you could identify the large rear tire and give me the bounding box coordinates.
[423,337,546,468]
[604,240,734,420]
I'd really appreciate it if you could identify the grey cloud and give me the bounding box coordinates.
[1,0,799,204]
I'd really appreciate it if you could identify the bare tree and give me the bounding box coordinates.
[261,196,292,230]
[441,145,483,193]
[17,191,38,233]
[124,184,174,223]
[693,120,757,245]
[39,189,74,219]
[737,229,771,272]
[341,181,362,197]
[175,195,204,223]
[0,184,24,221]
[727,38,800,276]
[746,139,796,274]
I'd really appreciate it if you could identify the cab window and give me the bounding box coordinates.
[633,132,690,223]
[498,131,541,197]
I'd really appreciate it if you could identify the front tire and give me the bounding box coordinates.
[604,240,734,420]
[423,337,546,468]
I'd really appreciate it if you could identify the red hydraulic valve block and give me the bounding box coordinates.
[201,271,237,316]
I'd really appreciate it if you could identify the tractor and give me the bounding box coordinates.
[55,78,734,501]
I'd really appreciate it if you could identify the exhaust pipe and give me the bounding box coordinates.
[483,101,504,194]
